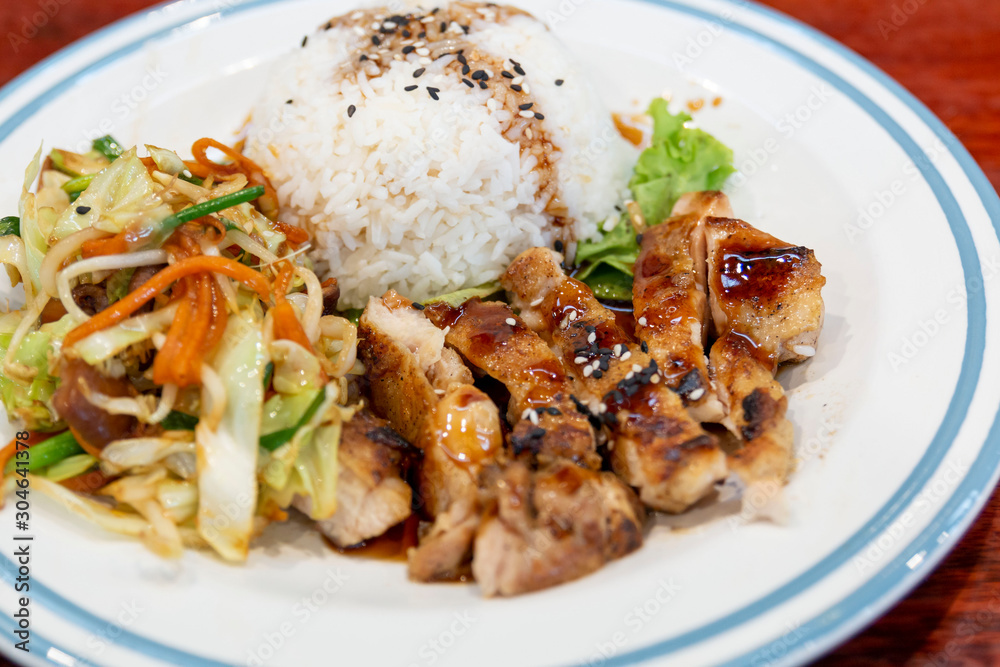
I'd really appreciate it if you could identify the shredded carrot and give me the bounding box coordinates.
[272,220,310,245]
[81,233,129,258]
[191,138,279,219]
[177,276,215,385]
[152,279,196,386]
[271,301,314,350]
[202,279,228,353]
[64,255,272,348]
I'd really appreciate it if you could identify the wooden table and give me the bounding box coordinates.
[1,1,998,665]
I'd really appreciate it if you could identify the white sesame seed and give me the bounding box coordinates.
[792,345,816,357]
[353,26,365,36]
[638,317,647,326]
[420,15,435,22]
[530,297,543,307]
[687,387,703,399]
[416,47,430,56]
[368,53,380,60]
[587,333,597,344]
[620,351,631,361]
[519,110,534,119]
[418,57,431,65]
[632,364,642,373]
[613,344,622,356]
[574,356,588,364]
[591,360,600,370]
[413,40,426,47]
[583,366,593,377]
[625,371,634,380]
[598,403,608,414]
[521,408,533,421]
[370,21,380,30]
[435,388,446,395]
[529,410,540,425]
[569,311,578,321]
[525,128,533,139]
[521,84,531,94]
[511,75,524,85]
[505,317,516,326]
[382,21,395,29]
[650,374,661,384]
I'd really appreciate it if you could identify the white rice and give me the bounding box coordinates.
[246,3,636,308]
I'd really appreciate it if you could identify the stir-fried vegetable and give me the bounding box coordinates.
[0,217,19,237]
[3,431,82,474]
[92,135,124,163]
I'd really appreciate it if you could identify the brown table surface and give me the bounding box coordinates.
[1,1,998,666]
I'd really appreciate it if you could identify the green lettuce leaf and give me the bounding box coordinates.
[630,99,736,226]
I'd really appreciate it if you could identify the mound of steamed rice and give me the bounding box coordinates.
[246,2,636,308]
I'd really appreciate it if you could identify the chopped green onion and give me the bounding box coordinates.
[161,185,265,234]
[162,410,199,431]
[4,431,83,474]
[262,362,275,390]
[42,454,98,482]
[92,135,124,162]
[178,172,204,186]
[0,216,19,237]
[62,173,95,194]
[259,390,326,452]
[68,191,82,203]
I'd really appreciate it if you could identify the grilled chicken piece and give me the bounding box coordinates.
[503,248,726,513]
[633,191,732,421]
[472,459,645,596]
[424,298,600,470]
[409,385,503,582]
[358,290,474,443]
[308,411,415,548]
[705,216,825,484]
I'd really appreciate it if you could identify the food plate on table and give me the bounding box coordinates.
[0,0,999,665]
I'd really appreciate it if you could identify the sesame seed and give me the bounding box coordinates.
[418,31,426,38]
[404,84,418,91]
[583,366,593,377]
[411,302,425,310]
[505,317,516,326]
[471,69,487,80]
[613,344,622,356]
[592,360,600,370]
[521,408,533,421]
[419,56,432,65]
[529,410,539,425]
[359,54,369,61]
[462,78,474,87]
[625,371,634,380]
[478,81,488,89]
[353,26,365,36]
[587,332,597,344]
[687,387,703,399]
[597,403,607,414]
[416,47,430,56]
[402,29,411,37]
[502,71,514,79]
[511,76,524,85]
[525,128,533,139]
[518,102,533,110]
[75,205,91,214]
[434,388,446,395]
[347,105,356,117]
[554,239,564,252]
[457,53,467,64]
[413,67,425,77]
[530,297,543,307]
[301,35,308,47]
[638,317,647,326]
[371,35,381,45]
[427,87,440,100]
[547,407,561,416]
[555,79,564,86]
[593,370,603,379]
[636,233,644,245]
[519,110,534,119]
[632,364,642,373]
[402,45,415,54]
[574,356,588,364]
[462,64,471,75]
[513,64,525,75]
[640,340,649,353]
[440,21,447,31]
[534,112,545,120]
[521,84,531,95]
[620,351,631,361]
[569,311,578,321]
[510,84,522,92]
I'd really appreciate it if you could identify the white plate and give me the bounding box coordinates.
[1,0,999,665]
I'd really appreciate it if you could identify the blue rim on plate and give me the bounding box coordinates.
[0,0,998,665]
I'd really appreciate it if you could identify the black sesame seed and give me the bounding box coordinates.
[585,325,596,332]
[501,70,514,79]
[518,102,533,110]
[413,67,425,77]
[640,341,649,353]
[462,78,474,87]
[471,69,487,80]
[636,233,644,245]
[462,64,470,75]
[509,58,521,66]
[513,64,525,76]
[554,239,564,252]
[285,99,293,104]
[546,407,561,416]
[478,80,488,89]
[599,359,610,371]
[427,87,440,100]
[75,205,91,214]
[431,6,439,13]
[461,24,469,34]
[510,84,522,92]
[347,105,356,117]
[555,79,564,86]
[402,45,415,54]
[402,29,411,37]
[404,84,418,91]
[301,35,308,47]
[457,53,467,65]
[534,112,545,120]
[360,54,369,61]
[440,21,447,31]
[323,20,333,30]
[418,31,426,38]
[592,370,603,379]
[412,302,426,310]
[371,35,381,45]
[531,427,546,439]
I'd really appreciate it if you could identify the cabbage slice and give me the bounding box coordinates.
[195,310,268,561]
